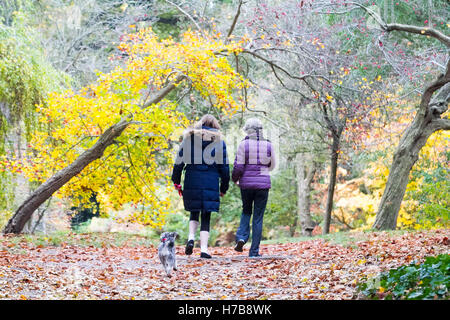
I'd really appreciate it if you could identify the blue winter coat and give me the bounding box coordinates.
[171,126,230,213]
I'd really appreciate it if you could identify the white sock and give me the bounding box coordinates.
[200,231,209,253]
[188,220,199,241]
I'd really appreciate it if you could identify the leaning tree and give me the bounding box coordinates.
[3,28,248,233]
[345,1,450,230]
[170,0,449,232]
[275,0,450,230]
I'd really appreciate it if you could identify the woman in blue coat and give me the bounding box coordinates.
[172,114,230,258]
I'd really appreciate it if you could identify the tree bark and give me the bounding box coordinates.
[384,23,450,47]
[295,153,316,236]
[373,71,450,230]
[323,136,340,234]
[3,120,129,234]
[373,118,434,229]
[370,19,450,230]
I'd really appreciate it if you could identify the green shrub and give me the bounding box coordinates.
[407,159,450,229]
[357,254,449,300]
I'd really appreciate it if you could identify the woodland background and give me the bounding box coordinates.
[0,0,449,301]
[0,0,448,241]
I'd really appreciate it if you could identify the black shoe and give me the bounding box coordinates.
[200,252,212,259]
[185,240,194,255]
[234,240,245,252]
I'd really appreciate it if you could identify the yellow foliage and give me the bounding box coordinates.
[333,98,448,231]
[362,128,448,230]
[5,28,248,228]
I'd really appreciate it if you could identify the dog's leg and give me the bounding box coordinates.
[165,262,172,277]
[171,249,178,271]
[168,255,176,272]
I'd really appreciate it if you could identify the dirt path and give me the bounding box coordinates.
[0,230,448,299]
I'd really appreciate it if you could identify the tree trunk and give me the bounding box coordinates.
[374,78,450,230]
[373,122,428,229]
[3,77,183,234]
[295,153,316,236]
[373,111,449,230]
[3,120,129,234]
[323,136,340,234]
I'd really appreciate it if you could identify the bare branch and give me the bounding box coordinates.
[430,118,450,131]
[384,23,450,48]
[420,60,450,112]
[428,82,450,116]
[242,49,311,82]
[226,0,244,40]
[341,1,385,26]
[345,1,450,47]
[142,74,186,108]
[164,0,203,34]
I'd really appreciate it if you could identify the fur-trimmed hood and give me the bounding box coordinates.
[183,126,222,142]
[171,125,230,214]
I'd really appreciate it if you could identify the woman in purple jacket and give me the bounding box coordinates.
[231,118,276,257]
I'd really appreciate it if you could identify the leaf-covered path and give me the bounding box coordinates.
[0,230,448,300]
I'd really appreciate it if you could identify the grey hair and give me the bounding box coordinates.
[243,117,263,134]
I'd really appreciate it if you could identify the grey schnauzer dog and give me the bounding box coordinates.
[158,232,178,277]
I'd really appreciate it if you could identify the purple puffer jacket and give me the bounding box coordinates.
[231,133,276,189]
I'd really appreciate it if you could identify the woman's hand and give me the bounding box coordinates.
[174,184,183,197]
[220,192,225,197]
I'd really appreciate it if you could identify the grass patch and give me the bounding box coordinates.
[0,230,159,250]
[0,228,420,251]
[261,229,408,247]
